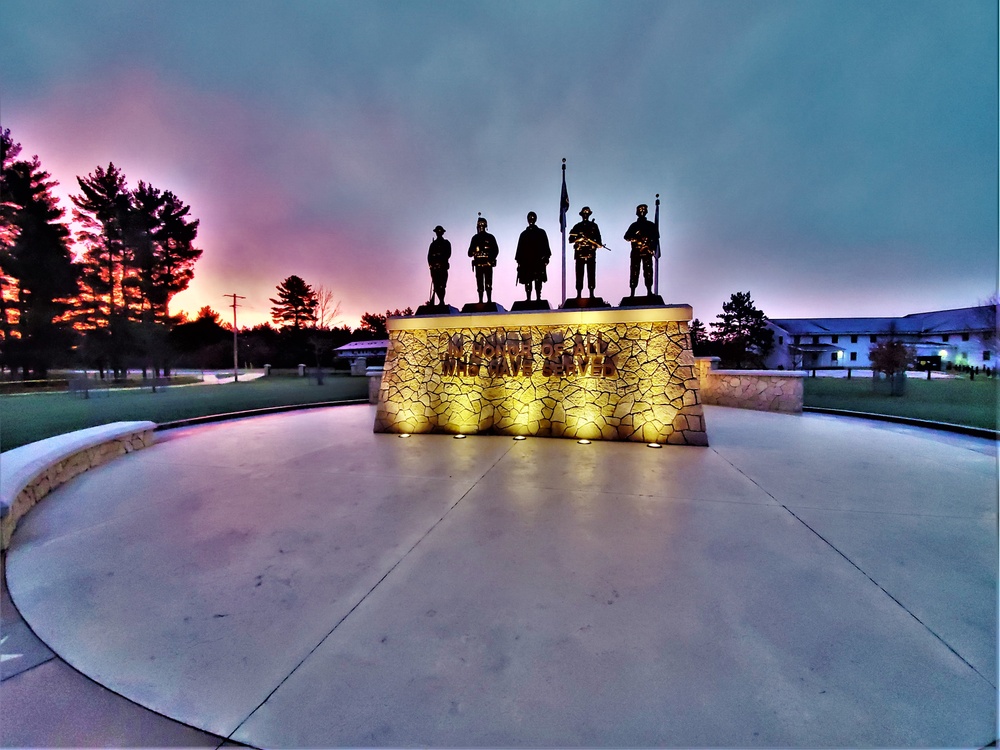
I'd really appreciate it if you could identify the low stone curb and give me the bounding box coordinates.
[154,398,369,431]
[803,406,998,440]
[1,422,157,550]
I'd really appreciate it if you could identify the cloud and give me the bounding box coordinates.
[2,0,996,326]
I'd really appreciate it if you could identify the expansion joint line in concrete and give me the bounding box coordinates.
[226,440,520,742]
[710,448,997,692]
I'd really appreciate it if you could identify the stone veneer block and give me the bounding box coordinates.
[374,306,708,445]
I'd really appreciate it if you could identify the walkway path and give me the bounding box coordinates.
[2,405,996,747]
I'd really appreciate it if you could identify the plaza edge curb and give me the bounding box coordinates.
[803,406,998,440]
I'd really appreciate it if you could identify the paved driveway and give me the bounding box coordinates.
[6,405,996,747]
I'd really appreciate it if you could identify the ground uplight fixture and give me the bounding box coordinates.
[398,433,411,438]
[454,434,466,439]
[647,442,662,448]
[577,439,591,445]
[513,435,526,441]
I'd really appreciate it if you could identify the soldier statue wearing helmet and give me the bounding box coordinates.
[468,216,499,304]
[568,206,602,298]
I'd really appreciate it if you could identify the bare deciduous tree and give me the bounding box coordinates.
[314,284,342,330]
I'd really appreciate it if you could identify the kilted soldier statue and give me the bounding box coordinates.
[514,211,551,301]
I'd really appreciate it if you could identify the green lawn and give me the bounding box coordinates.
[0,374,368,451]
[3,371,995,452]
[803,375,998,431]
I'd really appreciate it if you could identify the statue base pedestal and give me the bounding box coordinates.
[560,296,611,309]
[373,305,707,445]
[510,299,552,311]
[461,302,507,313]
[415,304,460,316]
[618,294,666,308]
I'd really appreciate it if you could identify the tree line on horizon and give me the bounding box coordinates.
[0,127,412,378]
[2,125,782,378]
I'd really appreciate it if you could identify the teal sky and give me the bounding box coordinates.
[2,0,996,327]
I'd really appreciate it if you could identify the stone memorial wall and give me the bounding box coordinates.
[374,307,708,445]
[695,357,805,413]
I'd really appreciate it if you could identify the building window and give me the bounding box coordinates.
[831,353,838,362]
[986,351,992,361]
[832,335,839,343]
[850,352,857,361]
[778,336,783,345]
[812,335,820,345]
[962,333,970,341]
[943,334,950,342]
[793,335,800,345]
[850,335,858,344]
[870,335,877,343]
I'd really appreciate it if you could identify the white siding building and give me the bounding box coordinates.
[765,305,997,371]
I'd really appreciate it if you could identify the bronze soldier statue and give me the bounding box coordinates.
[568,206,602,298]
[514,211,551,301]
[427,225,451,306]
[624,203,659,297]
[468,216,499,304]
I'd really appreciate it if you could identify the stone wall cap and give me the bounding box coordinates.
[709,369,807,378]
[389,305,693,331]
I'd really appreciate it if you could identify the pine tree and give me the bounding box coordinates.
[689,318,707,355]
[72,163,132,376]
[270,275,318,330]
[709,291,774,368]
[131,181,201,323]
[0,131,79,377]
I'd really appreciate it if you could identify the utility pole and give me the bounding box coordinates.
[224,293,246,382]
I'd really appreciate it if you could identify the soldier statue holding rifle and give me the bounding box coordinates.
[567,206,604,298]
[624,203,659,298]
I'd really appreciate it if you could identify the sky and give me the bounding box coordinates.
[2,0,997,329]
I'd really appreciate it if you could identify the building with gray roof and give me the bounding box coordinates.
[765,305,996,371]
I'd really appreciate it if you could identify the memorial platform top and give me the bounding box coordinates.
[389,303,693,331]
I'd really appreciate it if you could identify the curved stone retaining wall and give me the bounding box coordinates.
[1,422,156,550]
[696,357,804,413]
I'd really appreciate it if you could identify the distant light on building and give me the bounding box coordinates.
[939,349,948,358]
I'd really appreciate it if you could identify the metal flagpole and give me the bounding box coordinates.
[560,158,568,305]
[653,194,661,296]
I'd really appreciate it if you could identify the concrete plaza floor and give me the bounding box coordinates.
[1,404,996,748]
